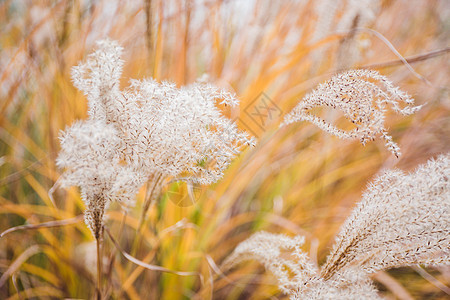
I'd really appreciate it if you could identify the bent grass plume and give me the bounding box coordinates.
[224,153,450,299]
[281,69,421,157]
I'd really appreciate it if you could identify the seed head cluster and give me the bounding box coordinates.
[57,39,255,238]
[224,153,450,299]
[282,69,421,157]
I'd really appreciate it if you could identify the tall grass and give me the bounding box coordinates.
[1,0,449,299]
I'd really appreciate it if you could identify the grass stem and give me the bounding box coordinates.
[96,234,103,300]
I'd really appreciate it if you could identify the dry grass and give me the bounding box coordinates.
[0,0,449,299]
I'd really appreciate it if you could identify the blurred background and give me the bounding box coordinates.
[0,0,449,299]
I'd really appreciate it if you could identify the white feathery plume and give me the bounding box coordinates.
[71,40,255,185]
[281,69,421,157]
[57,39,255,237]
[223,232,379,300]
[224,153,450,299]
[222,231,315,294]
[57,120,145,238]
[321,153,450,279]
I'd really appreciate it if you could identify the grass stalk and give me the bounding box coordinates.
[96,233,103,300]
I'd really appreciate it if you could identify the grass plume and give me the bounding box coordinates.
[224,154,450,299]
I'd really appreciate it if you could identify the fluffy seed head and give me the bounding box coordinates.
[57,39,254,237]
[281,69,421,157]
[225,153,449,299]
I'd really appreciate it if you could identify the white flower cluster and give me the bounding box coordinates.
[282,69,421,157]
[57,39,254,238]
[225,153,450,299]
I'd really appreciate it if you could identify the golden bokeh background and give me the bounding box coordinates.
[0,0,449,299]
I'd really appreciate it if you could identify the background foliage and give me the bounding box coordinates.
[0,0,449,299]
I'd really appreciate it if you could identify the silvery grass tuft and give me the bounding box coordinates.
[282,69,421,157]
[57,39,255,239]
[224,153,450,299]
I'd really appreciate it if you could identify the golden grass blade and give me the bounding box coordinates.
[0,245,40,288]
[0,159,43,186]
[412,265,450,295]
[20,263,61,287]
[6,286,64,300]
[205,254,231,283]
[0,201,71,218]
[206,257,213,300]
[359,47,450,70]
[152,0,164,80]
[159,218,199,236]
[373,271,414,300]
[48,179,60,207]
[23,173,54,208]
[0,215,83,238]
[10,274,22,300]
[121,249,157,294]
[105,227,202,280]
